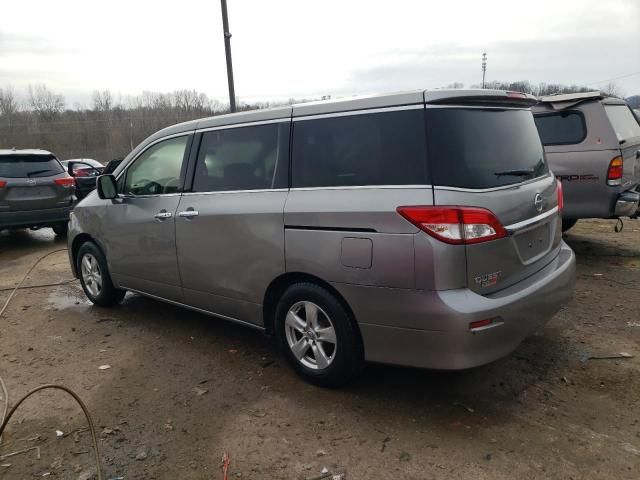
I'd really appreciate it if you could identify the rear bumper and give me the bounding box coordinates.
[614,191,640,217]
[0,205,73,229]
[336,241,576,370]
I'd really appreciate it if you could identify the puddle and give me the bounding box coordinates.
[46,284,91,310]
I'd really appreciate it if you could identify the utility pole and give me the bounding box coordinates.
[481,52,487,89]
[220,0,237,112]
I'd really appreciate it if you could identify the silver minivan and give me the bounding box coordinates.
[68,89,576,386]
[533,92,640,231]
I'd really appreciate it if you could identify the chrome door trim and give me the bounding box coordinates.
[289,184,432,192]
[181,188,288,196]
[433,174,552,193]
[504,206,559,232]
[196,118,290,134]
[293,104,424,122]
[126,287,265,331]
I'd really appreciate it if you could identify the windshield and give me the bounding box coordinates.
[604,105,640,143]
[426,108,548,189]
[0,154,64,178]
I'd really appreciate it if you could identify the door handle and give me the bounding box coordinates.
[154,210,172,220]
[178,209,199,218]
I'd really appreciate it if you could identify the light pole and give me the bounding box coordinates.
[481,52,487,89]
[220,0,237,113]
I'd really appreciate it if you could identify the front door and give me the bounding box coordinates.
[104,134,191,302]
[175,122,290,326]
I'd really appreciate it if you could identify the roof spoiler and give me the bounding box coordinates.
[424,89,537,107]
[537,91,603,110]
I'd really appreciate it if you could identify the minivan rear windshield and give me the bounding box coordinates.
[426,108,548,189]
[604,105,640,143]
[0,154,64,178]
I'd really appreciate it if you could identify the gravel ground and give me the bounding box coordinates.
[0,219,639,480]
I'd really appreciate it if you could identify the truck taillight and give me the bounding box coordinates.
[557,180,564,212]
[54,177,75,187]
[397,206,507,245]
[607,156,623,186]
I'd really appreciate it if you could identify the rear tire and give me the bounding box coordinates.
[275,282,364,387]
[561,218,578,232]
[77,242,126,307]
[52,222,68,236]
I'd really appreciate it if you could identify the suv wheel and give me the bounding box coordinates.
[77,242,126,307]
[52,222,68,236]
[275,283,364,387]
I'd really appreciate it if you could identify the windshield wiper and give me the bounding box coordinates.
[494,168,534,177]
[26,169,51,177]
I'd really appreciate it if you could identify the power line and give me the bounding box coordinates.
[583,71,640,86]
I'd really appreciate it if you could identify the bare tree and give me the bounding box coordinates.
[93,89,114,111]
[27,84,65,120]
[0,87,20,117]
[601,81,625,99]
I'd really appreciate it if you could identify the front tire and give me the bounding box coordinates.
[77,242,126,307]
[275,283,364,387]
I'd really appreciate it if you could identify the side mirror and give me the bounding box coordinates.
[97,174,118,200]
[68,161,101,177]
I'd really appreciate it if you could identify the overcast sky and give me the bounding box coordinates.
[1,0,639,106]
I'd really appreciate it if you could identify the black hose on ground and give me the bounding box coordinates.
[0,248,104,479]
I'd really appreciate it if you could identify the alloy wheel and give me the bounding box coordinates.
[285,301,337,370]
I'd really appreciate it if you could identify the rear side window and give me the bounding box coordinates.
[0,154,64,178]
[292,109,428,188]
[534,111,586,145]
[193,123,288,192]
[427,108,547,189]
[604,105,640,142]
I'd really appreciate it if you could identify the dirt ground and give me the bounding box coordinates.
[0,219,639,480]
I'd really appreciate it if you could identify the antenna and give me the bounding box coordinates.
[482,52,487,89]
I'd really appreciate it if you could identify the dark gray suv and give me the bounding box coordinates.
[0,149,75,235]
[68,89,576,386]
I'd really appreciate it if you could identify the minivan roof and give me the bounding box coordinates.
[149,88,537,140]
[0,149,54,157]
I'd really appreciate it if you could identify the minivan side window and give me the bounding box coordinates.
[292,109,429,188]
[193,123,288,192]
[122,136,189,196]
[534,111,587,145]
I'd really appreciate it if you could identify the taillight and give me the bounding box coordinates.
[0,180,6,188]
[397,206,507,245]
[607,156,623,186]
[54,176,75,187]
[557,180,564,213]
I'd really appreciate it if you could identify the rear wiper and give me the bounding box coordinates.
[494,168,534,177]
[26,169,51,177]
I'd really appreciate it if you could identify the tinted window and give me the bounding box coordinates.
[427,108,547,189]
[604,105,640,142]
[0,154,64,178]
[534,111,586,145]
[292,109,428,188]
[123,136,188,195]
[193,123,287,192]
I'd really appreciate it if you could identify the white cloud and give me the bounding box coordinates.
[1,0,638,105]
